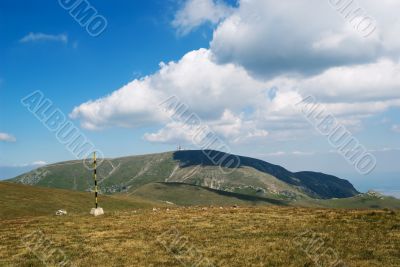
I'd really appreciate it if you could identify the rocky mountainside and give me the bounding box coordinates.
[10,150,359,200]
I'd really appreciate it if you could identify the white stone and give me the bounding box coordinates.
[90,207,104,216]
[56,209,67,216]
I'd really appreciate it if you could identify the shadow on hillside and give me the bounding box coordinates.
[160,182,289,206]
[172,150,359,199]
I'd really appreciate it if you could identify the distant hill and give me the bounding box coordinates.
[319,191,400,209]
[9,150,359,201]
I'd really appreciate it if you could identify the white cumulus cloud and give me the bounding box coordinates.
[70,49,266,131]
[210,0,400,76]
[0,133,16,142]
[71,0,400,145]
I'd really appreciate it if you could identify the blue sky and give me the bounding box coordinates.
[1,0,400,195]
[0,0,208,161]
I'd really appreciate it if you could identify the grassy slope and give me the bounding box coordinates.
[130,182,400,209]
[130,182,289,206]
[2,180,400,219]
[0,182,162,219]
[10,153,176,192]
[166,165,310,199]
[1,207,399,266]
[319,194,400,209]
[1,181,400,266]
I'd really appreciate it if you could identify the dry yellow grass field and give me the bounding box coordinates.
[1,207,399,267]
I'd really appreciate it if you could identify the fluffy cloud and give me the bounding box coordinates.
[294,59,400,102]
[265,59,400,119]
[210,0,400,76]
[144,110,268,144]
[71,49,266,130]
[172,0,233,35]
[0,133,16,142]
[70,77,165,130]
[71,0,400,145]
[20,33,68,44]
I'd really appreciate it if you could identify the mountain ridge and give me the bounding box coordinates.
[9,150,359,200]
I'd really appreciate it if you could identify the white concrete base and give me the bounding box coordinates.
[90,207,104,216]
[56,209,67,216]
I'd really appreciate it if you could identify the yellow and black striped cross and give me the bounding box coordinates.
[93,151,98,209]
